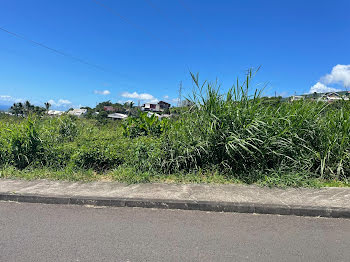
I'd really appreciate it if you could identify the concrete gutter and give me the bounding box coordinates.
[1,179,350,218]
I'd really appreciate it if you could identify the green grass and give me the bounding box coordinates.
[1,70,350,187]
[1,165,349,188]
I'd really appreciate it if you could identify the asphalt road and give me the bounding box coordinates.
[0,202,349,262]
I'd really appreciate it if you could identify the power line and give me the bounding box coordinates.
[0,26,106,71]
[92,0,172,49]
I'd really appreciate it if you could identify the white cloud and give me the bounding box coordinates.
[322,64,350,87]
[121,91,156,101]
[171,98,180,103]
[162,95,179,105]
[0,95,24,103]
[309,64,350,93]
[309,82,341,94]
[149,98,159,103]
[0,95,13,102]
[58,99,72,105]
[116,99,133,104]
[277,91,288,97]
[94,90,111,95]
[48,99,72,107]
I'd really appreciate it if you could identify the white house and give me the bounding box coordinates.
[318,92,349,102]
[290,95,304,102]
[107,113,128,120]
[68,108,87,117]
[47,110,64,116]
[147,112,171,120]
[141,101,171,112]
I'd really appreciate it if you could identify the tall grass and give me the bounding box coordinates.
[0,71,349,186]
[160,70,350,183]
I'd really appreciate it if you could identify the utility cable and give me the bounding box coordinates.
[0,26,107,72]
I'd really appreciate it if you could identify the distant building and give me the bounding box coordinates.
[147,112,171,120]
[142,101,171,112]
[318,92,349,102]
[107,113,128,120]
[290,95,304,102]
[47,110,64,116]
[146,112,161,119]
[104,106,116,112]
[158,101,171,110]
[68,108,87,117]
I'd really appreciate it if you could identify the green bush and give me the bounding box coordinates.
[70,141,124,171]
[7,117,44,168]
[122,112,169,138]
[124,136,163,172]
[58,115,78,141]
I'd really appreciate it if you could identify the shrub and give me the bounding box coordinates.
[58,115,78,141]
[124,136,163,172]
[7,117,44,169]
[122,112,169,138]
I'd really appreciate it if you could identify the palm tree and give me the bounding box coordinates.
[127,101,134,116]
[24,100,32,116]
[18,102,24,116]
[44,102,51,112]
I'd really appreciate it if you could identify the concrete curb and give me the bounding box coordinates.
[1,192,350,218]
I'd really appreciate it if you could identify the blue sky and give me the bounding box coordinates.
[0,0,349,109]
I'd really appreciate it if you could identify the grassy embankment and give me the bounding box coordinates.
[1,72,349,187]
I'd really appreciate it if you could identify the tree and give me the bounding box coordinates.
[95,101,113,112]
[44,102,51,111]
[24,100,33,115]
[33,106,45,115]
[18,102,24,115]
[10,103,19,116]
[127,101,134,116]
[96,110,108,125]
[10,102,24,116]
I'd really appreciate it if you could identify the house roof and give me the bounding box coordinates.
[158,101,170,105]
[104,106,115,111]
[107,113,128,119]
[324,92,340,97]
[68,109,87,116]
[47,110,64,115]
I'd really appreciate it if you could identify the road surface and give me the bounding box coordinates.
[0,201,349,261]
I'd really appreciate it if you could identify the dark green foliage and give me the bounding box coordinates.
[122,112,169,138]
[95,111,108,125]
[70,141,124,171]
[10,101,46,116]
